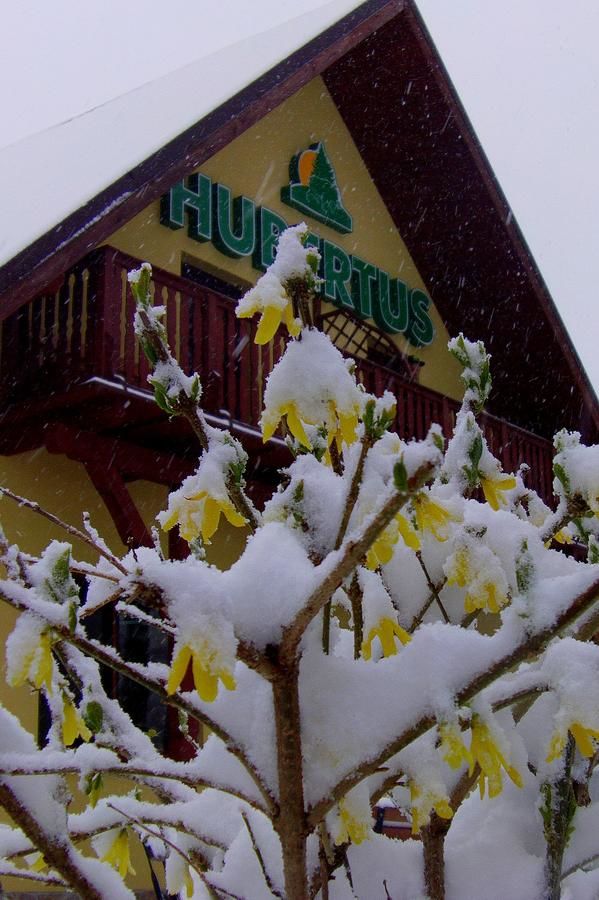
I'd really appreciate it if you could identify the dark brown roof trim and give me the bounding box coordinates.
[0,0,402,318]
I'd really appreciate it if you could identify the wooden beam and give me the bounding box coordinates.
[43,423,166,549]
[44,422,195,486]
[85,461,153,548]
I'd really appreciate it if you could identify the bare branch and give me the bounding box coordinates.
[136,306,259,533]
[70,563,120,583]
[348,573,364,660]
[0,759,257,809]
[335,435,373,550]
[79,585,125,619]
[241,811,284,900]
[0,486,127,574]
[409,576,448,632]
[0,780,105,900]
[0,862,65,885]
[415,552,450,623]
[538,496,589,545]
[562,851,599,881]
[115,601,176,634]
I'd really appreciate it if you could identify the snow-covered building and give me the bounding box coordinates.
[0,0,597,888]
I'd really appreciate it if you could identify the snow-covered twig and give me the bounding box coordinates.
[308,570,599,827]
[107,801,220,899]
[282,459,437,661]
[241,811,284,900]
[0,486,127,574]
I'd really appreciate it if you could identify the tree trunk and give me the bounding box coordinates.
[543,736,576,900]
[421,812,450,900]
[273,661,309,900]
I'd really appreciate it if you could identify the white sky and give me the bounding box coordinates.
[1,0,598,394]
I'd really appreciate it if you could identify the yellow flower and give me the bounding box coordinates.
[470,717,523,798]
[336,799,371,845]
[465,581,506,615]
[28,853,47,872]
[366,513,420,570]
[262,400,311,447]
[546,731,566,763]
[362,617,411,660]
[174,869,194,898]
[481,474,517,511]
[262,399,359,452]
[165,852,195,898]
[439,722,474,771]
[100,829,136,879]
[62,696,92,747]
[544,528,573,549]
[412,494,461,541]
[446,547,509,615]
[182,869,194,898]
[409,781,453,834]
[238,300,301,345]
[9,630,54,694]
[161,490,246,543]
[546,721,599,763]
[327,402,359,452]
[166,642,236,703]
[571,723,599,756]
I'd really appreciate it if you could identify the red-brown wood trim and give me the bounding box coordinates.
[42,423,155,546]
[85,461,154,548]
[44,423,195,487]
[0,0,402,318]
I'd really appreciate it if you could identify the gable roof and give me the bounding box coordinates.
[0,0,597,443]
[0,0,366,271]
[0,0,391,309]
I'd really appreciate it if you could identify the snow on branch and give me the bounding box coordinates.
[1,228,599,899]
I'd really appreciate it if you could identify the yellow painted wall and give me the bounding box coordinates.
[107,76,462,401]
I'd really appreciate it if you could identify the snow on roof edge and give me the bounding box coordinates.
[0,0,363,269]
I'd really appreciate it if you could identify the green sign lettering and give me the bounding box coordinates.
[350,256,378,319]
[160,173,211,242]
[160,161,435,348]
[406,289,434,347]
[212,183,255,259]
[373,271,409,334]
[253,206,288,271]
[322,240,353,310]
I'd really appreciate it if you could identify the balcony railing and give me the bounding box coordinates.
[0,245,555,503]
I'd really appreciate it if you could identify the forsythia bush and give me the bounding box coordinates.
[1,225,599,900]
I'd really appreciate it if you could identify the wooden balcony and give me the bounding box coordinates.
[0,245,555,503]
